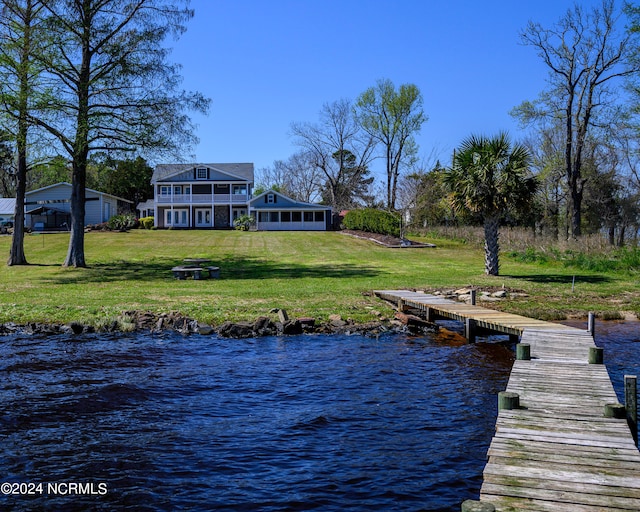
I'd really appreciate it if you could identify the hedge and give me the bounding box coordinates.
[343,208,400,237]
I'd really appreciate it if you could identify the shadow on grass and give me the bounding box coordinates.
[42,255,382,284]
[503,273,612,284]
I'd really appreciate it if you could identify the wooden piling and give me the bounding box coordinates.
[604,402,626,419]
[498,391,519,411]
[516,343,530,360]
[588,346,603,364]
[588,311,595,337]
[626,375,638,446]
[465,318,477,343]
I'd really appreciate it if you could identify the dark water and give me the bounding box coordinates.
[0,323,637,511]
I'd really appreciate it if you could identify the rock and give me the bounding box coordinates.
[492,290,508,298]
[277,309,289,323]
[298,317,316,332]
[253,316,277,336]
[216,321,254,338]
[282,320,303,335]
[394,312,438,333]
[328,314,346,327]
[197,323,214,335]
[455,288,472,295]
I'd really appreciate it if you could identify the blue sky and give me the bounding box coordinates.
[170,0,605,178]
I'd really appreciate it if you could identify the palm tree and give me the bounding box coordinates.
[443,132,537,276]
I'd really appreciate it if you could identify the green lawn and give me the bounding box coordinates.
[0,229,638,327]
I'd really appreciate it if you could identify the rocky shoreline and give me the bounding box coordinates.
[1,286,631,339]
[0,309,418,339]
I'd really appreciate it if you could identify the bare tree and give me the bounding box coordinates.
[291,98,375,210]
[514,0,639,238]
[257,151,323,203]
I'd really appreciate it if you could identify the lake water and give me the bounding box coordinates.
[0,321,638,511]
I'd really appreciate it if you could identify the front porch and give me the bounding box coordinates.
[157,205,248,229]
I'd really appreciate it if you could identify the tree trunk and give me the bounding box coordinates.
[8,122,28,265]
[484,215,500,276]
[8,156,28,266]
[64,19,91,269]
[63,163,86,267]
[569,181,582,238]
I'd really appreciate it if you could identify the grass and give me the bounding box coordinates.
[0,229,638,327]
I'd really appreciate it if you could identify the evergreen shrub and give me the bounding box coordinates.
[139,216,155,230]
[343,208,401,237]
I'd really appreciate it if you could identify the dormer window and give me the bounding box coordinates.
[196,167,208,180]
[267,193,275,204]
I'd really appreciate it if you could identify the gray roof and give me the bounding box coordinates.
[25,182,133,203]
[152,163,254,182]
[0,198,16,215]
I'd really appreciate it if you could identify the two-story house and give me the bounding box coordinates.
[150,162,332,230]
[152,163,253,228]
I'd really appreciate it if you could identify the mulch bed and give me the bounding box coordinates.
[341,230,436,248]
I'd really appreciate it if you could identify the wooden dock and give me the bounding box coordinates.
[374,290,640,511]
[374,289,580,341]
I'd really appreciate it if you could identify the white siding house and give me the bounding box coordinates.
[25,182,132,230]
[249,190,331,231]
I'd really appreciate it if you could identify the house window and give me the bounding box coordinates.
[281,212,291,222]
[304,212,314,222]
[258,212,269,222]
[267,193,275,204]
[269,212,279,222]
[173,185,182,195]
[160,186,171,196]
[196,167,208,180]
[292,212,301,222]
[315,211,324,222]
[233,185,247,195]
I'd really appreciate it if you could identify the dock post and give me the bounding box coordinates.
[625,375,638,446]
[587,312,595,338]
[588,346,604,365]
[465,318,477,343]
[470,290,476,306]
[604,403,626,419]
[516,343,531,360]
[425,307,434,323]
[498,391,520,410]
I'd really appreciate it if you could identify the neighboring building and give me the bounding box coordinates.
[0,198,16,226]
[152,163,254,228]
[25,182,132,230]
[136,199,155,219]
[249,190,331,231]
